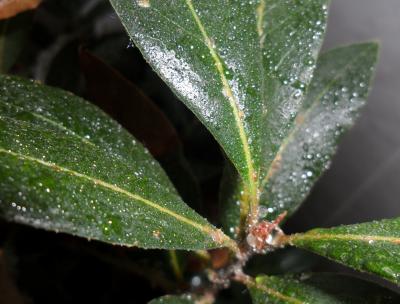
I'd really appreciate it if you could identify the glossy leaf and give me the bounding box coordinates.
[0,74,235,251]
[248,275,340,304]
[249,274,400,304]
[284,218,400,284]
[109,0,329,215]
[260,43,379,220]
[149,295,195,304]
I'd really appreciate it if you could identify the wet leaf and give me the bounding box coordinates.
[248,274,399,304]
[248,275,340,304]
[109,0,329,216]
[0,0,41,20]
[284,218,400,284]
[149,295,195,304]
[260,43,379,220]
[0,74,236,251]
[0,12,31,73]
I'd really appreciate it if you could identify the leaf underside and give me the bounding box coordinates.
[288,218,400,284]
[0,74,231,250]
[260,42,379,220]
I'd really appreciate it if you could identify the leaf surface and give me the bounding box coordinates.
[302,273,400,303]
[0,74,234,250]
[260,43,379,220]
[285,218,400,284]
[248,275,339,304]
[109,0,329,215]
[248,274,400,304]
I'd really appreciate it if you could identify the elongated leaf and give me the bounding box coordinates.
[0,74,235,250]
[249,274,400,304]
[109,0,329,213]
[248,275,340,304]
[259,43,379,220]
[284,218,400,284]
[149,295,194,304]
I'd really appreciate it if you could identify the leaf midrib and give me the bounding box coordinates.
[247,279,305,304]
[184,0,258,204]
[288,232,400,245]
[0,148,217,238]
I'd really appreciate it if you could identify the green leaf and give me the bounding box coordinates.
[0,12,31,73]
[248,275,340,304]
[259,43,379,221]
[302,273,400,303]
[284,218,400,284]
[109,0,329,215]
[149,295,195,304]
[0,74,236,251]
[248,274,400,304]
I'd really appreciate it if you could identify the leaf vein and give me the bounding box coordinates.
[0,148,213,235]
[184,0,258,204]
[289,233,400,244]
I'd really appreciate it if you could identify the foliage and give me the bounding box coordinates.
[0,0,398,303]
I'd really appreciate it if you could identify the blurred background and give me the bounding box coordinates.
[0,0,399,303]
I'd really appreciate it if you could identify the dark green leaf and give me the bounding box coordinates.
[302,273,400,303]
[149,295,195,304]
[0,12,31,73]
[248,275,340,304]
[260,43,379,221]
[0,74,236,251]
[249,274,400,304]
[109,0,329,217]
[284,218,400,284]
